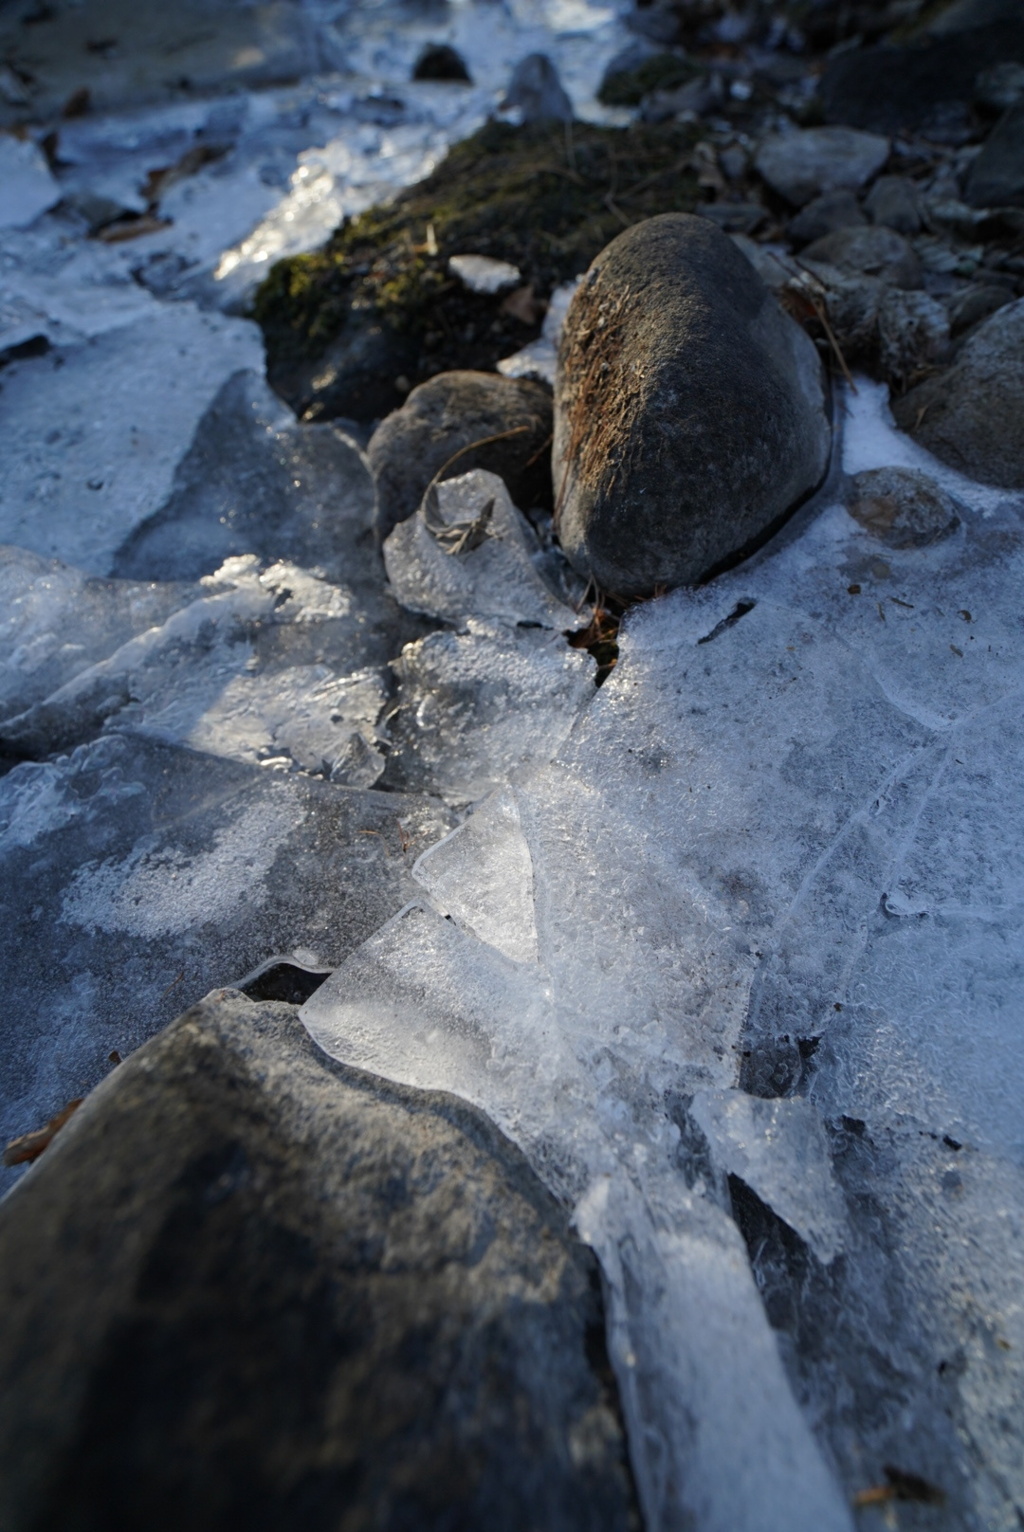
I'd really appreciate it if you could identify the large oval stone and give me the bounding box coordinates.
[553,214,831,596]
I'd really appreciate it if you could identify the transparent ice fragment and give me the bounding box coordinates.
[0,544,199,721]
[384,618,593,803]
[690,1089,847,1263]
[383,470,577,628]
[1,556,390,779]
[413,786,538,963]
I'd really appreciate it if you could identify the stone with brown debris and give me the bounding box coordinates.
[552,214,831,596]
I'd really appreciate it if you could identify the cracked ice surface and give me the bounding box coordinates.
[304,384,1024,1531]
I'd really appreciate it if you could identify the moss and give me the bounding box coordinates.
[254,118,700,418]
[597,53,697,107]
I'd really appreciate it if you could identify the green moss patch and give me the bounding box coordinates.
[254,118,700,419]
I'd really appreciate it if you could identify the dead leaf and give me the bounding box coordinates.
[142,143,227,209]
[4,1099,83,1167]
[500,284,546,325]
[95,213,172,243]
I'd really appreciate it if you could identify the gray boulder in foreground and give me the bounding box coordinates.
[553,214,830,596]
[0,991,639,1532]
[893,296,1024,489]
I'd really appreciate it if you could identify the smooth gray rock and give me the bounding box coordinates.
[368,370,553,541]
[893,296,1024,487]
[0,990,640,1532]
[845,467,963,547]
[787,190,865,248]
[754,126,890,208]
[863,175,922,235]
[502,53,573,123]
[965,98,1024,208]
[553,214,830,596]
[801,224,923,289]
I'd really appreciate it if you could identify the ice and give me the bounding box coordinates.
[383,469,578,628]
[449,254,523,294]
[302,900,853,1532]
[0,732,454,1168]
[689,1090,847,1264]
[0,544,199,720]
[0,137,59,230]
[382,618,593,803]
[413,786,539,963]
[0,306,263,574]
[110,370,381,587]
[303,381,1024,1526]
[1,556,394,784]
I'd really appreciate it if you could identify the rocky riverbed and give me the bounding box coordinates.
[2,0,1024,1529]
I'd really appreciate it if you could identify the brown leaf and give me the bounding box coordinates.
[500,284,546,326]
[95,213,172,243]
[4,1098,83,1167]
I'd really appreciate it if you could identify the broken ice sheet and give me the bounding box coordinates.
[382,618,593,804]
[413,786,538,964]
[0,544,199,721]
[0,306,263,574]
[383,469,578,628]
[1,557,393,784]
[0,732,454,1173]
[689,1089,847,1263]
[304,380,1024,1527]
[301,894,853,1532]
[111,370,383,588]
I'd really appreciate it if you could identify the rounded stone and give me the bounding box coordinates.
[800,224,922,289]
[552,214,831,597]
[754,126,890,208]
[368,370,553,540]
[892,297,1024,488]
[845,467,963,548]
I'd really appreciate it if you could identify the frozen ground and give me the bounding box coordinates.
[2,3,1023,1530]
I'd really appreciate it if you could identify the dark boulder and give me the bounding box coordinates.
[368,370,553,540]
[820,20,1024,138]
[553,214,830,596]
[0,990,640,1532]
[965,98,1024,208]
[893,296,1024,488]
